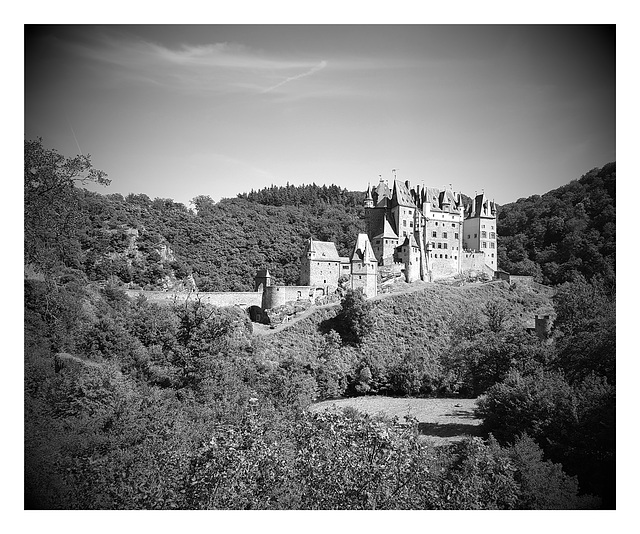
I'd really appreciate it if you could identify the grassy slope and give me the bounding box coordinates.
[254,280,553,366]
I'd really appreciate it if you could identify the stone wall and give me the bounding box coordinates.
[461,251,486,272]
[125,290,262,308]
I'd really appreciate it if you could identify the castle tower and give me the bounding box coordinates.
[254,269,271,292]
[300,238,346,288]
[350,233,378,298]
[462,192,498,271]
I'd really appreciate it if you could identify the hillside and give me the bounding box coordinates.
[24,140,615,509]
[496,162,615,284]
[25,140,616,292]
[60,186,366,292]
[255,280,553,396]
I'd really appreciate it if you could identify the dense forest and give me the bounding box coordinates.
[496,163,616,285]
[25,134,615,294]
[24,139,615,510]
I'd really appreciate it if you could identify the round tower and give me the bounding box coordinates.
[262,285,287,310]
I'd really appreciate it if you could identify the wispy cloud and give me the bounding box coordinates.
[261,60,328,94]
[54,29,332,97]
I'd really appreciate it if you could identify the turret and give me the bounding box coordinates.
[254,269,271,292]
[364,183,374,208]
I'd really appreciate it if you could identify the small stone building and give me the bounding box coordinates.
[300,238,350,288]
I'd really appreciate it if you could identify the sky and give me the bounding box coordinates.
[24,24,615,207]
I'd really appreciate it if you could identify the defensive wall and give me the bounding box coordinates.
[124,290,262,308]
[125,284,330,311]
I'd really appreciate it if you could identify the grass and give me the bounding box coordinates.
[308,396,483,445]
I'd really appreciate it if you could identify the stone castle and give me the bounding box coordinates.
[363,176,497,282]
[263,177,499,305]
[127,177,499,321]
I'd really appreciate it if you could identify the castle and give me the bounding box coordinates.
[289,177,498,301]
[363,176,497,282]
[126,177,499,321]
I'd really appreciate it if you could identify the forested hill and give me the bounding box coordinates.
[58,184,366,292]
[496,163,615,285]
[238,182,364,208]
[25,140,615,291]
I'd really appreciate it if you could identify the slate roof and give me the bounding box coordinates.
[392,180,416,207]
[468,193,496,218]
[375,179,391,201]
[373,215,399,240]
[351,233,376,263]
[307,239,341,261]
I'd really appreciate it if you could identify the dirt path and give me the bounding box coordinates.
[308,396,483,445]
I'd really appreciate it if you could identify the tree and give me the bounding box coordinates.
[336,288,375,345]
[25,139,110,274]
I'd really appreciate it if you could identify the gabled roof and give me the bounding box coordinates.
[439,189,461,213]
[424,187,442,209]
[392,180,416,207]
[467,193,496,218]
[351,233,376,263]
[404,233,419,249]
[373,215,399,240]
[306,239,341,261]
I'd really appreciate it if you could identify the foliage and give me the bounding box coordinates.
[496,163,615,284]
[24,139,110,275]
[70,184,365,291]
[552,275,615,384]
[24,142,614,509]
[476,369,615,508]
[334,288,375,346]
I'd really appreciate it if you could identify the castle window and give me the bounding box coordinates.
[454,256,457,260]
[474,234,477,238]
[443,243,448,249]
[431,242,435,248]
[481,224,485,228]
[443,232,448,238]
[410,221,413,227]
[489,242,495,249]
[481,231,486,238]
[403,220,407,227]
[481,242,487,248]
[376,239,381,244]
[435,222,438,226]
[440,254,443,258]
[437,243,442,249]
[467,234,470,239]
[445,254,448,259]
[454,233,459,239]
[489,232,495,239]
[452,223,456,227]
[432,231,437,238]
[491,253,495,257]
